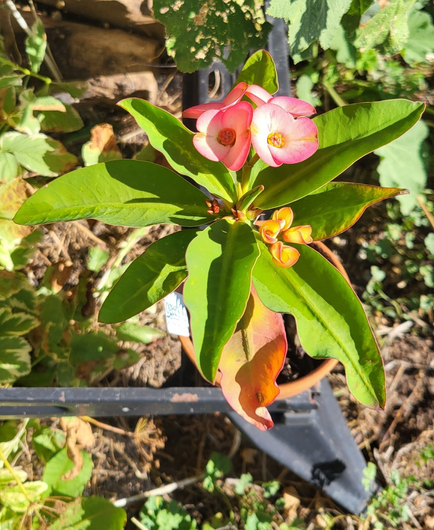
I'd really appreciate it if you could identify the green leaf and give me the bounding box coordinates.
[253,242,385,408]
[51,496,127,530]
[118,98,237,202]
[69,331,139,383]
[355,0,416,55]
[100,230,198,323]
[87,247,110,273]
[374,119,429,215]
[0,336,31,384]
[115,322,165,344]
[43,447,93,498]
[254,99,425,210]
[402,8,434,64]
[81,124,122,166]
[0,468,27,486]
[347,0,374,15]
[25,18,46,73]
[0,75,22,90]
[296,75,321,107]
[0,272,26,300]
[0,481,47,513]
[0,153,19,182]
[267,0,353,63]
[153,0,270,73]
[184,220,259,382]
[14,160,215,227]
[0,179,33,243]
[0,132,77,177]
[38,103,84,133]
[234,50,278,94]
[290,182,405,241]
[140,496,197,530]
[0,307,38,337]
[33,427,66,463]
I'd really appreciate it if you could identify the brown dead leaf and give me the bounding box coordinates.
[60,417,95,480]
[282,486,300,521]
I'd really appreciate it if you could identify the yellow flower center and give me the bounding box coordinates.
[218,128,236,146]
[267,132,285,148]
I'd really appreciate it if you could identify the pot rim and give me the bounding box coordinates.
[179,241,348,401]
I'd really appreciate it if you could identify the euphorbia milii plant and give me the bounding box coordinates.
[14,51,425,430]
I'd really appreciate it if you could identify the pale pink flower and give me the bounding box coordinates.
[193,102,252,171]
[251,103,318,167]
[182,82,248,119]
[245,85,316,117]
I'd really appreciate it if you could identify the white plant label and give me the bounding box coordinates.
[164,291,190,337]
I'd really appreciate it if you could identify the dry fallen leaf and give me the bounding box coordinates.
[60,417,95,480]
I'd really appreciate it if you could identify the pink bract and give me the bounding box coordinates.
[251,103,318,167]
[182,82,248,119]
[193,101,253,171]
[245,85,316,117]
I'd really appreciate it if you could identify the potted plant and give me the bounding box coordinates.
[14,51,425,430]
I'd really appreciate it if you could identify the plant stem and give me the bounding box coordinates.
[0,442,32,503]
[0,56,52,85]
[323,82,347,107]
[240,154,259,197]
[417,195,434,230]
[131,518,149,530]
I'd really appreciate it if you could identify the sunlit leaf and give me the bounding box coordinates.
[43,448,92,498]
[81,124,122,166]
[115,322,165,344]
[153,0,270,73]
[253,241,385,409]
[99,230,198,323]
[0,132,77,177]
[219,287,287,430]
[0,336,31,384]
[51,496,126,530]
[290,182,405,241]
[0,178,33,242]
[374,119,428,215]
[184,220,259,382]
[14,160,215,227]
[0,481,47,513]
[234,50,278,94]
[267,0,352,63]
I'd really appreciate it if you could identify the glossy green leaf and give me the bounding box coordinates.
[184,220,259,382]
[254,99,425,209]
[253,241,385,409]
[119,98,237,202]
[234,50,278,94]
[290,182,406,241]
[14,160,215,227]
[99,230,198,323]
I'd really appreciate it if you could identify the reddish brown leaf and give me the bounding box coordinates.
[218,286,287,430]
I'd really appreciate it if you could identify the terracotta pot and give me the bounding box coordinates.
[179,241,349,401]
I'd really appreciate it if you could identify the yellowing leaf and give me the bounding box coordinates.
[218,286,287,430]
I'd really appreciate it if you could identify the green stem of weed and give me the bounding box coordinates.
[0,442,32,503]
[0,57,52,85]
[323,82,347,107]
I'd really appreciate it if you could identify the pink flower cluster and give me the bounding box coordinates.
[183,82,319,171]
